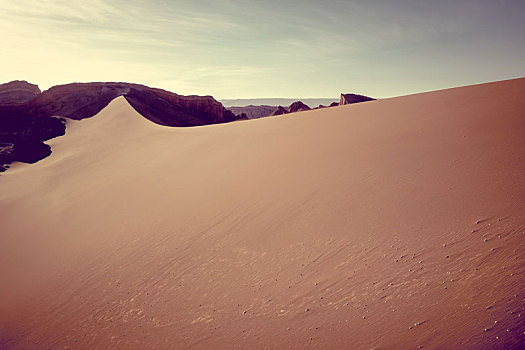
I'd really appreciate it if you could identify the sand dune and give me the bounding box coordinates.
[1,78,524,349]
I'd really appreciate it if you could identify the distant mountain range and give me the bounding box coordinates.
[220,98,338,108]
[227,93,376,119]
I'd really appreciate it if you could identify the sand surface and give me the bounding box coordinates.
[1,78,524,349]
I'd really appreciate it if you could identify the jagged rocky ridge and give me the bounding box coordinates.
[227,105,278,119]
[0,81,244,172]
[271,101,311,116]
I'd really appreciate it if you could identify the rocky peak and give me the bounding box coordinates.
[339,93,375,105]
[271,106,288,116]
[271,101,312,116]
[0,80,41,104]
[288,101,311,113]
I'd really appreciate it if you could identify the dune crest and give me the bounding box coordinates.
[1,78,524,349]
[0,81,246,171]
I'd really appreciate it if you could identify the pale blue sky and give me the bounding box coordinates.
[1,0,523,98]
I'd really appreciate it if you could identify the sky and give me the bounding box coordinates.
[1,0,524,99]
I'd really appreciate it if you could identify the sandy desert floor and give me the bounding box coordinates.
[0,78,524,349]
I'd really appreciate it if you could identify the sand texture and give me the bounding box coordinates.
[1,78,524,349]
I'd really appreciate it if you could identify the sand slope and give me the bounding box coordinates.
[1,78,524,349]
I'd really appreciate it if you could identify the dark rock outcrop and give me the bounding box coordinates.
[271,106,289,116]
[270,101,311,116]
[339,93,375,105]
[0,81,244,172]
[0,142,15,169]
[236,113,249,120]
[0,99,66,171]
[0,80,41,105]
[288,101,311,113]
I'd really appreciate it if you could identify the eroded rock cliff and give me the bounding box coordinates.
[0,80,41,105]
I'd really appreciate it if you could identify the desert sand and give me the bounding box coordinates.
[0,78,524,349]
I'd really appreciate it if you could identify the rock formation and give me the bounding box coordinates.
[339,93,375,105]
[270,101,311,116]
[0,80,41,105]
[288,101,311,113]
[227,105,278,119]
[270,106,289,116]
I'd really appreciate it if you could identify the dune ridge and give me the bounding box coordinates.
[0,81,245,171]
[0,78,524,349]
